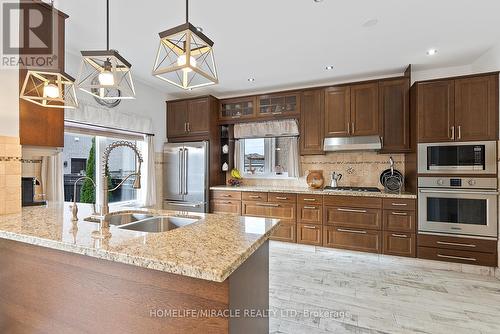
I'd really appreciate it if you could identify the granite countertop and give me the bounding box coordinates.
[210,185,417,199]
[0,203,279,282]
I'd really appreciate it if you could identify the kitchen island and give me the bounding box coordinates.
[0,203,279,333]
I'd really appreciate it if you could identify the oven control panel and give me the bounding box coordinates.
[418,177,497,190]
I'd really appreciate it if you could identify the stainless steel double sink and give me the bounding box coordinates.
[102,213,200,233]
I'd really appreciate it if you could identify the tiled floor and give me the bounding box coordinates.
[269,241,500,334]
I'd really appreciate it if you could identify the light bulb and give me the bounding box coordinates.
[98,70,114,86]
[43,83,60,98]
[177,54,197,72]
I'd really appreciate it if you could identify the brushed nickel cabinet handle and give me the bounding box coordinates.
[303,206,317,210]
[222,201,233,204]
[436,241,476,248]
[221,194,232,198]
[352,122,355,134]
[337,228,367,234]
[303,198,317,202]
[249,195,261,199]
[391,212,408,216]
[303,225,318,229]
[347,122,351,135]
[392,233,408,238]
[457,125,461,140]
[187,122,191,132]
[391,203,408,206]
[437,254,476,262]
[450,126,455,140]
[337,208,367,213]
[256,203,280,208]
[275,196,288,200]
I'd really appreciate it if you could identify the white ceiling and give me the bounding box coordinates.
[56,0,500,99]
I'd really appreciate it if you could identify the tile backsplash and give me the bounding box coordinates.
[0,136,22,215]
[240,151,405,189]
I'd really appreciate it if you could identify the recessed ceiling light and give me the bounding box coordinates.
[325,65,334,70]
[426,48,438,56]
[313,0,324,2]
[248,78,255,82]
[362,19,378,28]
[196,26,203,32]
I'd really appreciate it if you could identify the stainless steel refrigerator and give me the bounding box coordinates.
[163,141,209,213]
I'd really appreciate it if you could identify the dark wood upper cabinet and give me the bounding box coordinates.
[350,83,379,136]
[186,98,210,136]
[19,3,68,147]
[300,89,324,155]
[379,78,410,153]
[167,97,213,139]
[417,80,455,143]
[417,73,499,143]
[324,86,350,137]
[219,97,256,122]
[166,100,188,138]
[454,74,498,141]
[257,92,300,118]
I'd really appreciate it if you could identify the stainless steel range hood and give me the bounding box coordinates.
[323,136,382,152]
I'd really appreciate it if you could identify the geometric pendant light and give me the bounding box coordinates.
[20,69,78,109]
[77,0,135,100]
[152,0,218,90]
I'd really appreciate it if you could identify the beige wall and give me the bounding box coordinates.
[0,136,22,215]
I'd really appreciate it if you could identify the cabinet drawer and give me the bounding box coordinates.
[270,222,296,243]
[323,226,382,253]
[418,234,497,254]
[242,201,296,221]
[383,198,416,211]
[211,190,242,200]
[268,193,297,203]
[324,195,382,209]
[324,206,381,230]
[383,210,415,233]
[418,246,497,267]
[210,200,241,214]
[241,192,268,201]
[297,203,323,224]
[297,223,322,246]
[298,194,323,205]
[383,232,416,257]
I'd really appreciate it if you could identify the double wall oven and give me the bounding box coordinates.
[418,141,498,238]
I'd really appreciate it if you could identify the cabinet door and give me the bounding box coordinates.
[379,79,410,152]
[257,92,300,118]
[270,222,296,243]
[454,75,498,141]
[167,100,188,138]
[297,203,322,224]
[186,98,210,136]
[219,97,256,121]
[323,226,382,253]
[210,200,241,214]
[325,86,350,137]
[417,80,455,142]
[297,223,322,246]
[324,206,381,230]
[350,83,379,136]
[300,89,324,155]
[383,210,415,233]
[383,232,415,257]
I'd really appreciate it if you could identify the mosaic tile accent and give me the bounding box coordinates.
[0,136,22,215]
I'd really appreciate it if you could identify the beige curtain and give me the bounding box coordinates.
[41,153,64,202]
[140,135,157,207]
[234,119,299,139]
[234,140,241,171]
[287,138,301,178]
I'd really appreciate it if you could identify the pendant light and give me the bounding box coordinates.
[19,1,78,109]
[152,0,218,90]
[77,0,135,99]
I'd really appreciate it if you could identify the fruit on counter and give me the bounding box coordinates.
[228,178,242,187]
[230,169,242,179]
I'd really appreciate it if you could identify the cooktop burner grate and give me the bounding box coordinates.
[323,186,381,192]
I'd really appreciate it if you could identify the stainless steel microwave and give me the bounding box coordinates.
[418,141,497,175]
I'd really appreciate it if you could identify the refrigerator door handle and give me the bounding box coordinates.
[184,148,189,195]
[178,148,183,195]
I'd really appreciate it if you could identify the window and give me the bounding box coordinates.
[63,131,143,205]
[238,137,296,178]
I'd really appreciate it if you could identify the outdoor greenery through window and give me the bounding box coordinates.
[63,132,139,204]
[239,137,294,178]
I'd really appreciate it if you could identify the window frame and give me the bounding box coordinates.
[239,137,293,179]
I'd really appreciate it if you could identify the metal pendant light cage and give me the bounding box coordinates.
[153,23,218,90]
[77,50,135,100]
[20,70,78,109]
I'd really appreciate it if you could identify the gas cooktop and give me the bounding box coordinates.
[323,186,381,192]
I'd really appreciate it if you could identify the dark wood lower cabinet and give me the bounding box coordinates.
[383,210,415,232]
[210,200,241,214]
[418,246,497,267]
[324,206,381,230]
[270,222,296,243]
[383,232,416,257]
[323,226,382,253]
[297,223,322,246]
